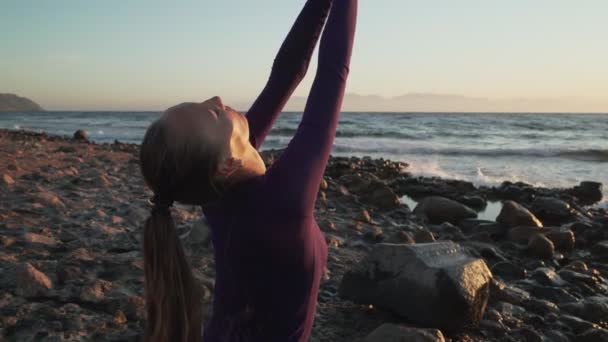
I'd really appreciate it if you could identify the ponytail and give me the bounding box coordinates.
[142,210,203,342]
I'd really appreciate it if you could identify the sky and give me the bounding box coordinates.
[1,0,607,112]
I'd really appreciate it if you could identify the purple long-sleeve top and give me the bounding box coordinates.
[202,0,357,341]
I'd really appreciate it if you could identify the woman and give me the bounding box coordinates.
[139,0,357,341]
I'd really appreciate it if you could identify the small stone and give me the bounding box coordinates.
[73,129,89,141]
[591,241,608,260]
[527,234,555,259]
[319,178,328,190]
[529,267,567,287]
[2,174,15,185]
[110,215,124,224]
[15,263,53,297]
[23,232,58,247]
[414,230,435,243]
[112,310,127,325]
[79,279,112,303]
[363,323,445,342]
[491,261,526,280]
[34,191,66,208]
[358,209,372,224]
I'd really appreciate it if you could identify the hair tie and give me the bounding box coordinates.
[149,193,174,216]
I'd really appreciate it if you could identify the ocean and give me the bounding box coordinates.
[1,111,606,208]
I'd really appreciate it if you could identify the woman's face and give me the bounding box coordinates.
[165,96,250,157]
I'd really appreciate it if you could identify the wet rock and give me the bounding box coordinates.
[545,228,575,253]
[527,234,555,259]
[456,195,487,211]
[530,286,578,304]
[457,219,496,234]
[507,226,544,244]
[72,129,88,141]
[544,330,571,342]
[531,197,581,225]
[516,327,545,342]
[340,241,492,331]
[496,201,543,228]
[15,263,53,297]
[492,261,527,280]
[570,181,603,206]
[591,241,608,260]
[529,267,567,287]
[522,298,559,316]
[413,196,477,224]
[559,315,601,334]
[413,229,436,243]
[363,323,445,342]
[577,328,608,342]
[560,296,608,325]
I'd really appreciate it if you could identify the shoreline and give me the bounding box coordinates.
[1,127,607,341]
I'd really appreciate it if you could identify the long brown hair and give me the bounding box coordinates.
[139,115,224,342]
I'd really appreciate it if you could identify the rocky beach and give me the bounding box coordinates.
[1,127,607,342]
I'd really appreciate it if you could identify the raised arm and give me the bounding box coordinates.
[265,0,357,215]
[246,0,333,150]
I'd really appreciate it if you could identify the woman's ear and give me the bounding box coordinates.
[216,156,243,179]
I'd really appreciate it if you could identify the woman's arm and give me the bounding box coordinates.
[265,0,357,215]
[246,0,333,150]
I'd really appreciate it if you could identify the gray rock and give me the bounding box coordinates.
[413,196,477,224]
[340,241,492,331]
[570,181,603,206]
[363,323,445,342]
[497,201,543,228]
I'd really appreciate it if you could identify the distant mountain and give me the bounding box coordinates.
[0,94,44,112]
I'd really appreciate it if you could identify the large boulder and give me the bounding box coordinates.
[413,196,477,224]
[569,181,603,206]
[496,201,543,228]
[363,323,445,342]
[339,241,492,332]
